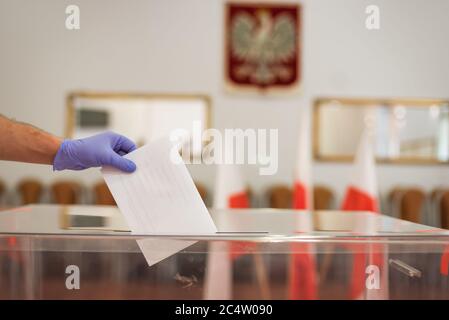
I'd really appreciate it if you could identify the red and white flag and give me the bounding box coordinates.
[204,163,251,299]
[341,130,387,300]
[215,163,255,260]
[213,164,249,210]
[341,130,378,212]
[292,108,313,210]
[289,109,318,300]
[204,240,232,299]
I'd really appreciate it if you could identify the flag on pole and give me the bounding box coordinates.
[204,241,232,299]
[214,163,249,210]
[289,109,318,300]
[214,163,254,259]
[292,108,312,210]
[341,130,378,212]
[204,163,253,299]
[341,130,387,300]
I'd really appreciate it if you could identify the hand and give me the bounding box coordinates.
[53,131,137,172]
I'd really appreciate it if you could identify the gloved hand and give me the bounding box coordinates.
[53,131,137,172]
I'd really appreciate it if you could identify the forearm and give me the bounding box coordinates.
[0,115,62,165]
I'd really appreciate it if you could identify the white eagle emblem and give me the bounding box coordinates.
[231,9,297,85]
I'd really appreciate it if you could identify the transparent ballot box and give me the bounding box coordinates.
[0,205,448,299]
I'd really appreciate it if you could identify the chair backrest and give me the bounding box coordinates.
[17,179,43,205]
[267,185,335,210]
[0,180,5,208]
[441,191,449,229]
[51,181,81,205]
[0,180,5,198]
[400,188,425,223]
[313,185,334,210]
[93,181,116,205]
[268,185,292,209]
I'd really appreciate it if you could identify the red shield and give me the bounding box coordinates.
[225,3,301,92]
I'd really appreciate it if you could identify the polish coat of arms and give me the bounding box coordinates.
[225,3,300,92]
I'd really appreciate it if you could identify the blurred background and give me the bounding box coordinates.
[0,0,448,227]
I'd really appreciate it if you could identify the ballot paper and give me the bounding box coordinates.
[101,137,217,266]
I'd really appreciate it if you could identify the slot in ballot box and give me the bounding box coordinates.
[0,204,448,299]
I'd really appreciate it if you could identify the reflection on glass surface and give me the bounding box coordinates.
[315,98,449,163]
[59,205,129,232]
[1,204,449,237]
[0,205,448,299]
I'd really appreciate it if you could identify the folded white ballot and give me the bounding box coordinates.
[101,137,217,266]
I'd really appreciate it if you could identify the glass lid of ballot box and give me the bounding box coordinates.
[0,204,448,244]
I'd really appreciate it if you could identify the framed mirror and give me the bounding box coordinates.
[66,92,211,158]
[313,98,449,164]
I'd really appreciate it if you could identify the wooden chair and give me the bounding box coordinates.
[429,188,446,227]
[0,180,5,199]
[401,189,426,223]
[50,181,82,205]
[389,188,425,223]
[267,185,335,210]
[0,180,5,209]
[93,181,116,205]
[267,185,292,209]
[17,179,43,204]
[313,185,334,210]
[440,190,449,229]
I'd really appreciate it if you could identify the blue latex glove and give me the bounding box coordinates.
[53,132,137,172]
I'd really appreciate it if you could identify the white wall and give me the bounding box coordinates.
[0,0,449,209]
